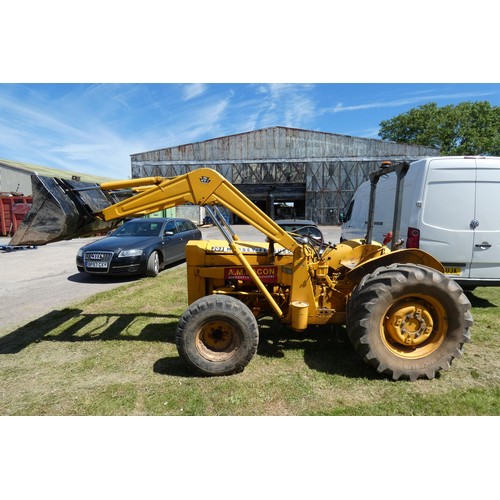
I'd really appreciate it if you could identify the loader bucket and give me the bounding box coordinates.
[9,175,123,246]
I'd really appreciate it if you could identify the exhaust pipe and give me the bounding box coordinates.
[9,175,124,246]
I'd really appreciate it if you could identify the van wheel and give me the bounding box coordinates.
[346,264,473,381]
[176,295,259,376]
[145,251,160,277]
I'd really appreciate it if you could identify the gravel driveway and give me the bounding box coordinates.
[0,236,134,332]
[0,225,340,332]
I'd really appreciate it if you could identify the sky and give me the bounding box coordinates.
[1,82,499,179]
[2,2,499,181]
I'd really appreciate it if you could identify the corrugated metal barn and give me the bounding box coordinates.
[130,127,439,224]
[0,159,115,196]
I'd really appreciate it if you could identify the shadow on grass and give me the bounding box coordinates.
[0,308,377,380]
[0,308,179,355]
[256,317,379,380]
[465,292,498,309]
[152,357,192,377]
[153,317,379,380]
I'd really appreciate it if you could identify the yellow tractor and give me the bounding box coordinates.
[11,162,473,381]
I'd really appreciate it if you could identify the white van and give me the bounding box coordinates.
[340,156,500,288]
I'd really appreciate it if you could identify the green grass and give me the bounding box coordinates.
[1,267,499,415]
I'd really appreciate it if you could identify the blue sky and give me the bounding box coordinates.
[1,82,499,179]
[2,3,498,180]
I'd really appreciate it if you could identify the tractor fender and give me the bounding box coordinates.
[345,248,445,285]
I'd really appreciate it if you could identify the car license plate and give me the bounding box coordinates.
[444,266,462,275]
[86,261,108,268]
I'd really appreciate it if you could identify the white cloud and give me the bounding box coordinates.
[182,83,207,101]
[251,83,317,129]
[161,97,232,147]
[330,91,496,113]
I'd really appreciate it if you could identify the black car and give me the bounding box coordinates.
[274,219,324,245]
[76,218,201,277]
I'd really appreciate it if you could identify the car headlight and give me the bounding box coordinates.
[77,248,84,258]
[118,249,143,258]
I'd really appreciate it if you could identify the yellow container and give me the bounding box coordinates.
[290,301,309,331]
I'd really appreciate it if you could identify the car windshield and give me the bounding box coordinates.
[113,221,162,237]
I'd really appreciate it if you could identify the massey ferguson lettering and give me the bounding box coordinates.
[210,246,267,254]
[224,266,278,283]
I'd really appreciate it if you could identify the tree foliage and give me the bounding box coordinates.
[379,101,500,156]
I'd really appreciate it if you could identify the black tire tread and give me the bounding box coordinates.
[176,295,259,376]
[346,263,472,381]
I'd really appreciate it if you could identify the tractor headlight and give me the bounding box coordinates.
[118,249,143,258]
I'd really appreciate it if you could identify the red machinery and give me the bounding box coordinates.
[0,195,33,236]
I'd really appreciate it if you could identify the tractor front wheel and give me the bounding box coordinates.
[176,295,259,376]
[346,264,473,381]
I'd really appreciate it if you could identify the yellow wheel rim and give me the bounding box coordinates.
[381,295,447,359]
[196,320,240,361]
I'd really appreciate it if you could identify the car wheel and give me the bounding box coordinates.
[145,251,160,277]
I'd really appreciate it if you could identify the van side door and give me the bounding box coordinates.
[420,158,476,278]
[469,158,500,279]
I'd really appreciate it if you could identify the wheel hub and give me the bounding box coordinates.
[196,320,239,361]
[386,303,434,346]
[200,322,234,351]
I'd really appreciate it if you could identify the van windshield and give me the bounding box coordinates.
[343,200,354,223]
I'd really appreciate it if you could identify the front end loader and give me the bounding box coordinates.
[10,164,473,381]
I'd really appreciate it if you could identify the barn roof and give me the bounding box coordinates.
[131,126,439,163]
[0,159,116,183]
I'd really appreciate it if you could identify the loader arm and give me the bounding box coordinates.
[97,168,300,253]
[10,168,311,319]
[98,168,309,319]
[11,168,300,251]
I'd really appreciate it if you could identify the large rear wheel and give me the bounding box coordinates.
[176,295,259,376]
[346,264,473,381]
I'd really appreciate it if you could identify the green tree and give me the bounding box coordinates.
[379,101,500,156]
